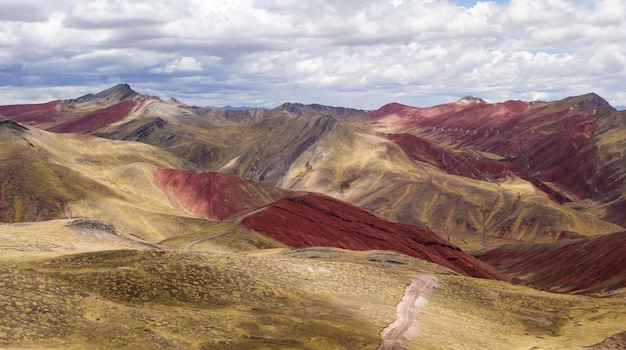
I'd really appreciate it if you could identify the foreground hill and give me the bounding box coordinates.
[0,116,213,242]
[0,246,624,349]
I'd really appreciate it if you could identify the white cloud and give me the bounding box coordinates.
[150,57,204,74]
[0,0,625,109]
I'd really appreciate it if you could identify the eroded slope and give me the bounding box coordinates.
[154,168,293,220]
[473,230,626,295]
[366,94,626,227]
[278,120,620,248]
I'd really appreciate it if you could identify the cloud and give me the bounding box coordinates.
[150,57,204,74]
[0,0,625,109]
[0,1,61,22]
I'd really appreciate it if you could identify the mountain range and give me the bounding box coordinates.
[0,84,624,349]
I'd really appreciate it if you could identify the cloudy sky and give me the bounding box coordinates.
[1,0,625,109]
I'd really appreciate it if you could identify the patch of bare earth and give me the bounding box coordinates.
[378,275,439,350]
[583,331,626,350]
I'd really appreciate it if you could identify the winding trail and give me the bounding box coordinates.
[183,231,233,250]
[378,275,439,350]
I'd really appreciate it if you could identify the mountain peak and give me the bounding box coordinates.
[72,83,139,103]
[95,83,138,101]
[275,102,366,118]
[0,115,28,134]
[456,96,486,105]
[578,92,613,108]
[558,92,616,113]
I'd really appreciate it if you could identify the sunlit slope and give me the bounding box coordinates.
[1,248,624,349]
[366,94,626,227]
[151,169,504,279]
[0,218,158,263]
[277,120,620,248]
[0,249,408,349]
[0,119,212,242]
[410,273,626,349]
[154,168,293,220]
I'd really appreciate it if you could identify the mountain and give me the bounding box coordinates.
[213,105,264,110]
[473,230,626,295]
[0,85,625,349]
[365,94,626,228]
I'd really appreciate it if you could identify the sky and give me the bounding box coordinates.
[0,0,625,109]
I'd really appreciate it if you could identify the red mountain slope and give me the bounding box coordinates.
[370,94,625,226]
[0,101,61,123]
[48,100,140,133]
[389,132,520,180]
[154,168,506,280]
[154,168,293,220]
[240,192,508,280]
[473,230,626,295]
[0,84,144,133]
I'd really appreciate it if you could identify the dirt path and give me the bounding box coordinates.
[378,275,439,350]
[183,231,233,250]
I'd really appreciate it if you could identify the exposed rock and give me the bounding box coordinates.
[67,218,116,234]
[94,83,138,101]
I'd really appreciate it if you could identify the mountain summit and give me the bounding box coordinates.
[74,83,139,103]
[456,96,486,105]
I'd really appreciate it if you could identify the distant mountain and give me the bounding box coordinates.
[365,93,625,228]
[1,84,625,349]
[1,85,622,240]
[212,105,266,110]
[274,102,367,118]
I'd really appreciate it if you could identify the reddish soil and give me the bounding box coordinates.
[49,100,138,133]
[154,168,293,220]
[241,193,508,280]
[370,100,530,130]
[389,133,519,180]
[605,200,626,228]
[473,230,626,294]
[0,101,61,123]
[372,95,624,223]
[389,133,571,204]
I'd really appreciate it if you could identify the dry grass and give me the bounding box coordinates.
[0,246,624,349]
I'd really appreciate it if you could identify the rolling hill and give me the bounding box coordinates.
[0,84,625,349]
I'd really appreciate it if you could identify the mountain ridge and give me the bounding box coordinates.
[0,84,625,349]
